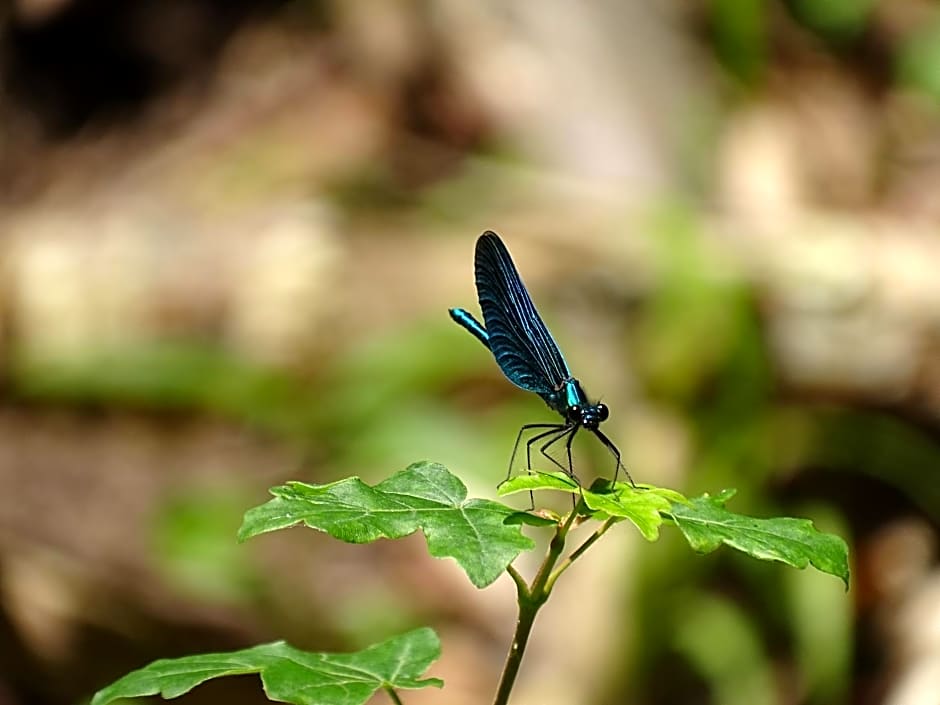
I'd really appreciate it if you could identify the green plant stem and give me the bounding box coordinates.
[492,598,539,705]
[545,517,616,591]
[529,507,578,596]
[385,686,404,705]
[506,563,530,600]
[492,508,580,705]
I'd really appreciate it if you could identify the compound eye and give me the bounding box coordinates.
[597,403,609,422]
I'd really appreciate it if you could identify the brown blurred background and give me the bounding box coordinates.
[0,1,938,704]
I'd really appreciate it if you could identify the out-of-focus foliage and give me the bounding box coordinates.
[154,491,260,604]
[790,0,875,41]
[711,0,766,85]
[898,18,940,100]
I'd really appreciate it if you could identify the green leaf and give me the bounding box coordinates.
[668,491,850,587]
[91,627,442,705]
[498,472,687,541]
[580,485,682,541]
[498,470,581,495]
[503,510,560,527]
[239,462,535,588]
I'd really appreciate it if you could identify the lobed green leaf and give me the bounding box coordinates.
[498,471,581,494]
[499,471,686,541]
[668,490,850,587]
[580,485,680,541]
[498,473,850,585]
[92,627,442,705]
[239,461,535,588]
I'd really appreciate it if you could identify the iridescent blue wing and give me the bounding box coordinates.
[474,231,571,395]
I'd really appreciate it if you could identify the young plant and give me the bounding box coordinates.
[92,461,849,705]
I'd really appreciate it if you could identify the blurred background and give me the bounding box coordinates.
[0,1,938,704]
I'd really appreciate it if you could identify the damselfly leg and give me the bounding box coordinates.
[537,425,580,483]
[503,423,564,485]
[591,428,635,488]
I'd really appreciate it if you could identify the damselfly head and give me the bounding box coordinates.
[568,402,609,429]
